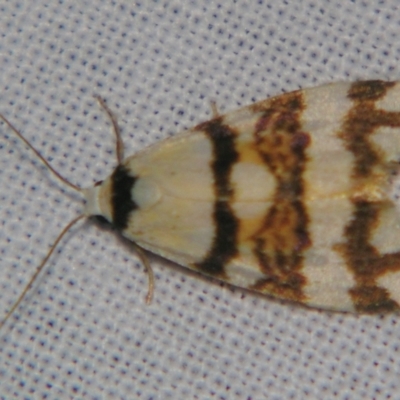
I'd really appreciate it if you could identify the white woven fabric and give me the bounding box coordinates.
[1,1,400,399]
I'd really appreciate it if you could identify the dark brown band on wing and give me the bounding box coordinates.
[344,81,398,177]
[250,91,311,302]
[338,80,400,312]
[337,201,400,312]
[195,118,239,277]
[111,165,138,231]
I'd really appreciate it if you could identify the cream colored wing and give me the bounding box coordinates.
[91,80,400,312]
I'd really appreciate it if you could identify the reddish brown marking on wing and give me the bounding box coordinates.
[338,80,400,312]
[249,91,312,302]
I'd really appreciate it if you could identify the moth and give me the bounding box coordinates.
[2,80,400,328]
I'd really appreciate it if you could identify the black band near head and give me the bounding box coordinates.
[111,165,138,231]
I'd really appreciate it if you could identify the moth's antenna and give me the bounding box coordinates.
[0,113,82,193]
[0,113,86,329]
[0,214,85,330]
[94,96,124,164]
[0,102,153,330]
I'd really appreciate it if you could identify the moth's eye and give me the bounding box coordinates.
[93,215,110,226]
[95,180,103,187]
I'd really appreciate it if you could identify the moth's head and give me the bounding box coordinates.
[82,178,113,223]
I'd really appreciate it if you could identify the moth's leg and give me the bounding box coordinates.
[132,243,155,304]
[95,96,124,164]
[210,100,220,118]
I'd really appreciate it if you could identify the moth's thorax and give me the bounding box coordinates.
[82,162,162,229]
[130,177,161,210]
